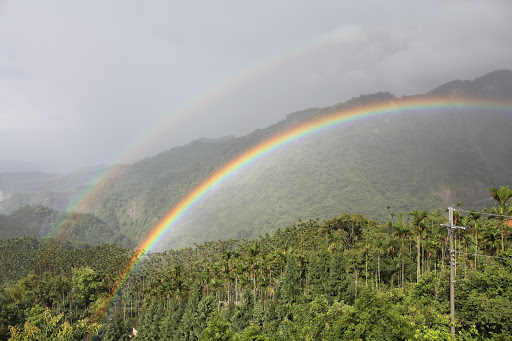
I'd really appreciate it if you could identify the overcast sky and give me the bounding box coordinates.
[1,0,511,172]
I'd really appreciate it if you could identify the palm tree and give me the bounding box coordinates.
[488,186,512,251]
[393,222,410,288]
[468,211,481,270]
[409,210,428,282]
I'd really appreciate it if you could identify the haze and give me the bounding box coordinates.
[1,0,511,172]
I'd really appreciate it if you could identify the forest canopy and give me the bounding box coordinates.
[1,190,512,340]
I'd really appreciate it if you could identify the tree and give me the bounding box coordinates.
[238,324,268,341]
[393,219,410,288]
[177,286,203,341]
[455,261,512,338]
[331,288,413,340]
[488,186,512,251]
[364,226,387,292]
[467,211,481,270]
[409,210,428,283]
[198,314,234,341]
[279,254,301,305]
[160,298,187,339]
[8,307,101,341]
[306,249,330,298]
[71,267,106,311]
[136,299,163,340]
[100,312,126,341]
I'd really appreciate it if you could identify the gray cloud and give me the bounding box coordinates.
[0,0,511,171]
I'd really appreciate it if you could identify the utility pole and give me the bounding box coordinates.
[442,207,466,338]
[448,207,456,336]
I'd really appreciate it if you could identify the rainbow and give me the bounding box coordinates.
[43,165,127,241]
[43,28,367,241]
[98,95,512,319]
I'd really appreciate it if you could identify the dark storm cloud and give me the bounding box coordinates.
[0,0,511,171]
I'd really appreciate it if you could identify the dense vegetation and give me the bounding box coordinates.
[1,70,512,250]
[1,186,512,340]
[0,206,132,248]
[0,70,511,340]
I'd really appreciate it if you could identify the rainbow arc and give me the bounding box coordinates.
[97,95,512,320]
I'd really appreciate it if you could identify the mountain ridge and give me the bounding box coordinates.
[1,69,511,250]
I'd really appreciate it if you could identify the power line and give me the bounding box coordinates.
[455,208,512,220]
[458,251,512,262]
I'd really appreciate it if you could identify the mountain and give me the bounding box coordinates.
[0,205,132,247]
[428,69,512,98]
[0,160,39,173]
[1,70,511,250]
[0,167,102,214]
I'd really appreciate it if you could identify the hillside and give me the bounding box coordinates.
[99,70,512,250]
[0,167,102,214]
[1,70,511,250]
[0,205,132,247]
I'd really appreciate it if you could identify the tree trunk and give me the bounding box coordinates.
[235,277,238,304]
[441,239,445,272]
[501,222,505,251]
[475,228,478,271]
[377,253,381,292]
[402,239,405,288]
[355,272,358,299]
[253,274,256,305]
[464,239,467,278]
[365,247,368,287]
[417,231,421,283]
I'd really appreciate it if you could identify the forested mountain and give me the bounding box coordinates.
[92,69,512,249]
[0,167,102,215]
[0,69,512,340]
[0,205,132,247]
[0,70,511,250]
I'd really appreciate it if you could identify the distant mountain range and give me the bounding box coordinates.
[0,160,39,173]
[1,69,511,250]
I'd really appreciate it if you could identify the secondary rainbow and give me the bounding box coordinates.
[96,95,512,320]
[43,28,367,241]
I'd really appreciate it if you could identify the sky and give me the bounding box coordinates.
[1,0,511,172]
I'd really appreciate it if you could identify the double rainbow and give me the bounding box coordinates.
[44,28,359,241]
[98,95,512,319]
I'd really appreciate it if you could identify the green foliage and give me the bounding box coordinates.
[71,267,106,310]
[160,298,187,339]
[306,249,330,299]
[175,287,204,341]
[199,314,234,341]
[3,206,512,340]
[100,312,127,341]
[333,288,413,340]
[0,206,58,239]
[0,237,40,285]
[237,324,268,341]
[456,263,512,336]
[136,299,164,340]
[488,186,512,215]
[7,307,100,341]
[279,254,301,305]
[230,289,253,333]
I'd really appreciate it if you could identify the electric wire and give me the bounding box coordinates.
[455,208,512,220]
[457,251,512,261]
